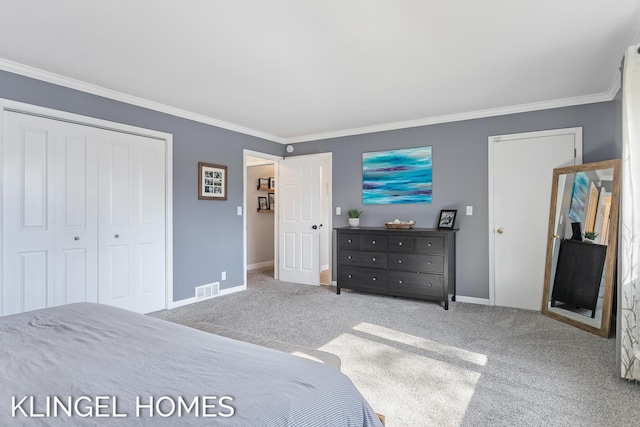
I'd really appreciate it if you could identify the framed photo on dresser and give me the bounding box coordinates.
[437,209,457,229]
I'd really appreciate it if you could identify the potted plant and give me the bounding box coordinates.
[348,209,362,227]
[584,231,598,242]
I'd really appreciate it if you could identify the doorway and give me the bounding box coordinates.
[488,128,582,310]
[243,150,332,288]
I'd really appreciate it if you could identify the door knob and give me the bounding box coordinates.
[553,234,560,239]
[74,236,80,241]
[497,228,504,234]
[114,234,120,238]
[312,225,318,230]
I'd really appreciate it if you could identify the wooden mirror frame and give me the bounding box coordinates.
[541,159,621,337]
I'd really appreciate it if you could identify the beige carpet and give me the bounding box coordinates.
[191,321,341,370]
[151,267,640,427]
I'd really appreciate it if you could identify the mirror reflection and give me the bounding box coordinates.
[542,159,620,337]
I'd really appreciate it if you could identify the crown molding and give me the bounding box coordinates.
[0,58,286,144]
[286,91,615,143]
[0,57,619,146]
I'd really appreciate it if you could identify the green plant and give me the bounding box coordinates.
[584,231,598,240]
[347,209,362,219]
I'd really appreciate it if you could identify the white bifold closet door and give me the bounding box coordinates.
[2,111,165,315]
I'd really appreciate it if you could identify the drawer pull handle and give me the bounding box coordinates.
[428,243,432,247]
[372,240,376,244]
[398,242,403,246]
[372,257,376,261]
[398,260,402,264]
[399,280,403,284]
[427,283,432,287]
[372,277,376,281]
[348,239,352,243]
[348,274,352,278]
[348,256,352,259]
[428,261,432,265]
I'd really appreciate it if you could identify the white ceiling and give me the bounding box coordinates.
[1,1,639,143]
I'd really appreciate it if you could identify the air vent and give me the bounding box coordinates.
[195,282,220,301]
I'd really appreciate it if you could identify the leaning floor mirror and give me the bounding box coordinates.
[541,159,621,337]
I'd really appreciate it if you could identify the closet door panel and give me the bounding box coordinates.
[98,132,165,313]
[3,114,55,314]
[53,130,99,306]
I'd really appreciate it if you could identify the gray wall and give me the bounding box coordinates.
[290,102,620,299]
[0,69,622,302]
[0,70,283,301]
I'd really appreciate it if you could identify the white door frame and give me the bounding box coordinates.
[487,127,582,306]
[243,149,282,287]
[242,150,332,287]
[0,99,174,313]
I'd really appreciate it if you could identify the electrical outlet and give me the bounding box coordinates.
[221,271,226,281]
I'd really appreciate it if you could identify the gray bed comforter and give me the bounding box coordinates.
[0,303,382,426]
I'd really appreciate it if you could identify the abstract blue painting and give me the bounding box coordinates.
[568,171,589,223]
[362,146,432,204]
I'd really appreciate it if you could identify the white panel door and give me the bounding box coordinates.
[490,128,580,310]
[278,155,321,285]
[98,131,166,313]
[2,112,99,315]
[2,111,166,316]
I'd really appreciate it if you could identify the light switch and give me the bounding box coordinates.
[237,206,242,215]
[336,207,341,215]
[466,206,473,216]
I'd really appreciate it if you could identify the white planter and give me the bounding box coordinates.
[348,218,360,227]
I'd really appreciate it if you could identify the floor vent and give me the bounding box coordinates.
[195,282,220,301]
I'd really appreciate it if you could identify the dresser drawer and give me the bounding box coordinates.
[388,271,444,297]
[388,253,444,273]
[339,251,387,268]
[361,234,388,251]
[415,236,444,254]
[339,233,361,250]
[388,236,414,253]
[338,267,388,292]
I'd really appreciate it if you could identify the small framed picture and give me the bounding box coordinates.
[268,177,276,190]
[258,178,269,190]
[268,192,275,210]
[438,209,457,229]
[258,196,268,211]
[198,162,227,200]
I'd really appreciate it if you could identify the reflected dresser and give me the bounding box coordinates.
[335,227,457,309]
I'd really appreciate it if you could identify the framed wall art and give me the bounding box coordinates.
[362,146,432,204]
[258,178,269,190]
[258,196,268,211]
[268,192,275,210]
[198,162,227,200]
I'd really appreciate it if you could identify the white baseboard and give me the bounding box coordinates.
[167,284,247,309]
[454,295,490,305]
[220,284,247,296]
[247,261,274,270]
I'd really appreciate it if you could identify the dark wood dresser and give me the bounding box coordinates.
[335,227,457,309]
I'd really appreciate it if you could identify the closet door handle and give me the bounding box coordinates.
[114,234,120,238]
[74,236,80,241]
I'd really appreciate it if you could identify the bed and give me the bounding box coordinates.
[0,303,383,426]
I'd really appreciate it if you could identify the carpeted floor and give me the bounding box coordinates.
[150,267,640,427]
